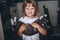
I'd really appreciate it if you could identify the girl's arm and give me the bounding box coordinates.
[31,23,47,35]
[18,24,27,37]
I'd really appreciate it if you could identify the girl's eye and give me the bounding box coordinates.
[26,8,29,10]
[31,8,34,10]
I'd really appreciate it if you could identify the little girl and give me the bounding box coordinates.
[18,0,47,40]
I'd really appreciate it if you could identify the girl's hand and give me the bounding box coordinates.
[31,23,40,29]
[31,23,47,35]
[18,24,27,36]
[19,24,27,32]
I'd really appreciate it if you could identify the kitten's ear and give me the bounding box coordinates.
[39,16,43,20]
[11,18,14,25]
[44,14,47,17]
[39,14,47,20]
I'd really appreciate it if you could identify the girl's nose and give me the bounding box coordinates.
[29,10,32,13]
[29,9,32,12]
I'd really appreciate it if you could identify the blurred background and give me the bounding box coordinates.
[0,0,60,40]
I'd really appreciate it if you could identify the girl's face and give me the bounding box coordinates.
[25,3,35,18]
